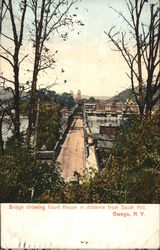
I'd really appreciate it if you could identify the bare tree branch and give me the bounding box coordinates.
[0,55,13,67]
[0,44,14,57]
[0,0,28,145]
[19,54,28,65]
[25,0,79,147]
[105,0,160,115]
[1,32,14,42]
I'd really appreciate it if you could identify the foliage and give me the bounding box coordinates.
[56,92,75,109]
[20,90,76,112]
[108,87,146,103]
[37,103,61,150]
[20,101,30,115]
[0,147,64,203]
[88,96,96,103]
[38,176,93,203]
[96,149,110,171]
[35,90,57,103]
[90,112,160,203]
[5,131,25,150]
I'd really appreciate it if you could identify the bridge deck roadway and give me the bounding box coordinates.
[57,116,85,182]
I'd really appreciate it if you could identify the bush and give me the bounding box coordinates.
[0,148,64,202]
[97,112,160,203]
[37,103,61,150]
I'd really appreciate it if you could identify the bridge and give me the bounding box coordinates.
[56,106,98,182]
[37,105,126,181]
[57,114,85,182]
[37,106,99,182]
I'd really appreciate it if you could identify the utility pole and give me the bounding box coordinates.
[33,98,40,157]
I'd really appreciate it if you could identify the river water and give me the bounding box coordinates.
[2,116,28,143]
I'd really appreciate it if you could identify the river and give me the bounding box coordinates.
[2,116,28,143]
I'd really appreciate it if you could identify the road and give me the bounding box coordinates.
[57,116,85,182]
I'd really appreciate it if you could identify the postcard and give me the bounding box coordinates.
[0,0,160,249]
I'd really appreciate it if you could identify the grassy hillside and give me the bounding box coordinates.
[108,88,135,103]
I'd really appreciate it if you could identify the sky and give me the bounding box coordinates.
[48,0,154,97]
[1,0,156,97]
[49,0,131,97]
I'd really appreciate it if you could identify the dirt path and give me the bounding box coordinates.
[57,116,85,182]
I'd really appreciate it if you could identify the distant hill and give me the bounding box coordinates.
[108,86,160,105]
[0,86,13,100]
[108,88,134,103]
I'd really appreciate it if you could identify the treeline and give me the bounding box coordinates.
[1,90,76,151]
[20,90,75,110]
[108,87,160,105]
[20,91,76,150]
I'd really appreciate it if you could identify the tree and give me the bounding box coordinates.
[0,0,27,145]
[88,96,96,103]
[0,146,64,202]
[0,0,3,35]
[0,108,5,154]
[0,90,17,154]
[105,0,160,115]
[1,0,79,148]
[109,112,160,203]
[57,92,75,108]
[37,103,61,150]
[25,0,78,148]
